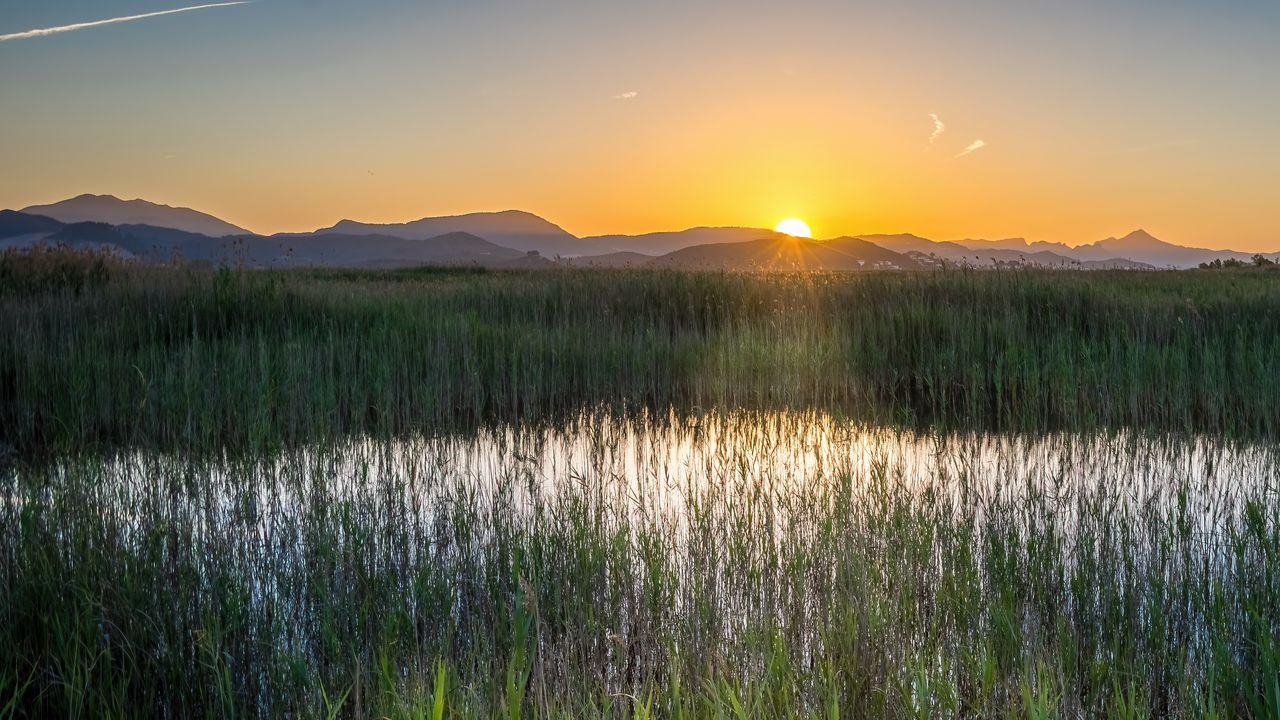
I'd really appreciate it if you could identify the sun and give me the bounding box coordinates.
[774,218,812,238]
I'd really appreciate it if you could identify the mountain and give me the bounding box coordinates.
[867,233,1152,269]
[582,227,783,255]
[822,236,929,267]
[42,222,529,268]
[22,194,250,237]
[954,237,1084,255]
[0,210,64,239]
[1078,229,1259,269]
[953,230,1279,269]
[10,196,1277,272]
[310,210,590,257]
[42,222,223,261]
[858,233,973,256]
[39,222,141,257]
[650,235,920,271]
[271,232,526,268]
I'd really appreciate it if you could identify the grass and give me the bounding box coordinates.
[4,247,1280,458]
[1,248,1278,717]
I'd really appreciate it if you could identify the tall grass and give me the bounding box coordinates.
[1,414,1277,717]
[4,250,1280,458]
[2,250,1279,717]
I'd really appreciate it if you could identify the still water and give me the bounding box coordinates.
[25,409,1278,548]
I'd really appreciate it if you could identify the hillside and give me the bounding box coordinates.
[22,194,249,237]
[0,210,64,239]
[312,210,588,257]
[650,235,920,271]
[866,233,1150,269]
[582,227,783,255]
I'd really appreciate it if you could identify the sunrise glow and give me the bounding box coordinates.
[774,218,813,238]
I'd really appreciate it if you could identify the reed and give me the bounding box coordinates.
[1,416,1277,717]
[4,251,1280,459]
[2,251,1278,717]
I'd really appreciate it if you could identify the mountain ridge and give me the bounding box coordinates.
[6,194,1279,269]
[648,235,921,271]
[308,209,591,257]
[21,194,250,237]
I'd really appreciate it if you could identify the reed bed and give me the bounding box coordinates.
[4,249,1280,459]
[2,413,1278,717]
[2,250,1279,717]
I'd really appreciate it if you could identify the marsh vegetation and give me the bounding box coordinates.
[1,249,1277,717]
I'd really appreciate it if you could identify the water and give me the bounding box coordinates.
[19,409,1278,551]
[6,409,1278,714]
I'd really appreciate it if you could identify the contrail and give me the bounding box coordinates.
[955,139,986,158]
[928,113,945,143]
[0,2,250,42]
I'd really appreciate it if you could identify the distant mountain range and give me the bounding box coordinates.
[648,235,920,271]
[861,233,1153,270]
[3,194,1276,271]
[22,194,250,237]
[582,227,789,256]
[305,210,589,257]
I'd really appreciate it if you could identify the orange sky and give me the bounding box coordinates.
[2,1,1278,250]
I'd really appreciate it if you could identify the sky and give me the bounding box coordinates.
[1,0,1278,249]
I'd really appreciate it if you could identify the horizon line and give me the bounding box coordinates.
[10,192,1276,254]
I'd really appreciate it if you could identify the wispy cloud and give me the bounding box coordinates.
[955,139,986,158]
[612,91,639,100]
[928,113,945,143]
[0,2,250,42]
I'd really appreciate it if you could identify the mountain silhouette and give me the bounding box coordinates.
[0,210,64,239]
[952,237,1091,256]
[28,220,529,268]
[649,235,920,271]
[945,229,1278,268]
[22,194,249,237]
[583,227,785,255]
[1080,229,1254,268]
[865,233,1151,269]
[275,231,526,268]
[311,210,587,257]
[8,196,1280,271]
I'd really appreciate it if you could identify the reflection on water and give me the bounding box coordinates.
[6,409,1279,715]
[27,409,1279,549]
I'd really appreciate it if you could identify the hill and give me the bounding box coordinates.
[582,227,783,255]
[1075,229,1261,269]
[274,231,526,268]
[9,197,1279,271]
[650,235,920,271]
[866,233,1152,269]
[311,210,588,257]
[40,222,530,268]
[0,210,64,239]
[952,230,1278,269]
[22,194,250,237]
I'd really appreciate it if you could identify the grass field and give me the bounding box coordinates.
[1,248,1278,717]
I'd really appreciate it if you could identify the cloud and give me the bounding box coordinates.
[612,91,639,100]
[955,139,986,158]
[928,113,945,143]
[0,2,250,42]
